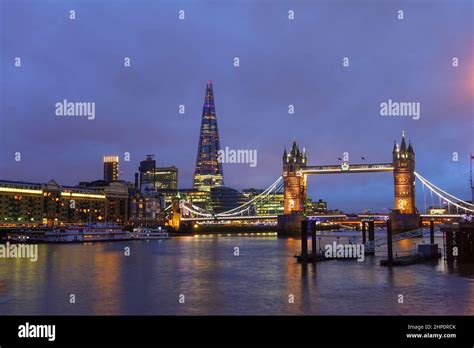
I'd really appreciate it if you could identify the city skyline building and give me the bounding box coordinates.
[0,179,129,225]
[193,81,224,191]
[103,156,119,183]
[139,155,178,193]
[210,186,248,214]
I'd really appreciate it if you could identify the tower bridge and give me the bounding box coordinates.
[301,163,394,174]
[282,131,416,217]
[170,131,473,234]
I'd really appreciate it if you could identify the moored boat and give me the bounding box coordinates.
[44,223,132,243]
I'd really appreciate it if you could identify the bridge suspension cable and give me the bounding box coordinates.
[181,204,213,217]
[167,176,284,218]
[415,172,473,207]
[415,172,474,213]
[215,176,283,217]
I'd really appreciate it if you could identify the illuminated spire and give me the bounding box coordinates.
[400,131,407,154]
[193,81,224,191]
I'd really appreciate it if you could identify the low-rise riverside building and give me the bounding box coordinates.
[0,179,129,226]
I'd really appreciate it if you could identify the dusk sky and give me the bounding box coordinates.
[1,0,473,212]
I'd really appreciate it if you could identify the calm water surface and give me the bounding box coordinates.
[1,230,473,315]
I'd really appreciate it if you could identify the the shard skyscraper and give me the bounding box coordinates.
[193,81,224,191]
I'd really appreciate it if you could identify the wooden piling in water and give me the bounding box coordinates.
[311,221,317,255]
[368,221,374,242]
[362,221,366,244]
[301,220,308,261]
[386,219,393,265]
[430,220,435,244]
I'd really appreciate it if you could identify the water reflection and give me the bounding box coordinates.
[0,232,473,315]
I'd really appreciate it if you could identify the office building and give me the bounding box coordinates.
[193,81,224,191]
[103,156,119,183]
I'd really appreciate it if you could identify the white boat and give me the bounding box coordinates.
[44,223,132,243]
[132,227,170,240]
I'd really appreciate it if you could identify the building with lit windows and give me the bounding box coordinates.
[311,199,328,214]
[154,167,178,190]
[193,81,224,191]
[426,206,447,215]
[129,191,166,227]
[176,189,212,212]
[210,187,248,214]
[139,155,178,192]
[242,188,284,215]
[0,180,44,224]
[0,179,129,226]
[256,193,284,215]
[103,156,119,183]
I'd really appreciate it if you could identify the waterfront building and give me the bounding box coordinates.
[0,179,129,226]
[129,191,166,227]
[193,81,224,191]
[0,180,44,224]
[103,156,119,183]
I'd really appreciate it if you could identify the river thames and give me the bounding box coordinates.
[1,231,473,315]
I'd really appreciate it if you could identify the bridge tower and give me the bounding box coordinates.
[392,131,416,214]
[283,141,307,214]
[169,194,181,231]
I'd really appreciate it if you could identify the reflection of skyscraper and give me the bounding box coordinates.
[193,81,224,191]
[103,156,119,183]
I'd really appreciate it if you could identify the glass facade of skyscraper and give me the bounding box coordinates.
[193,81,224,191]
[139,155,178,192]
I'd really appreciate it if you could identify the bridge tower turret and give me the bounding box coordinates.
[392,131,416,214]
[283,141,307,214]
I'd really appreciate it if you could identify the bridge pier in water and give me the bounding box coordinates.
[363,220,375,255]
[386,219,393,266]
[277,213,306,237]
[430,220,435,244]
[361,221,366,244]
[311,222,317,255]
[368,221,375,242]
[441,221,474,264]
[381,218,441,266]
[300,220,308,261]
[296,220,327,263]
